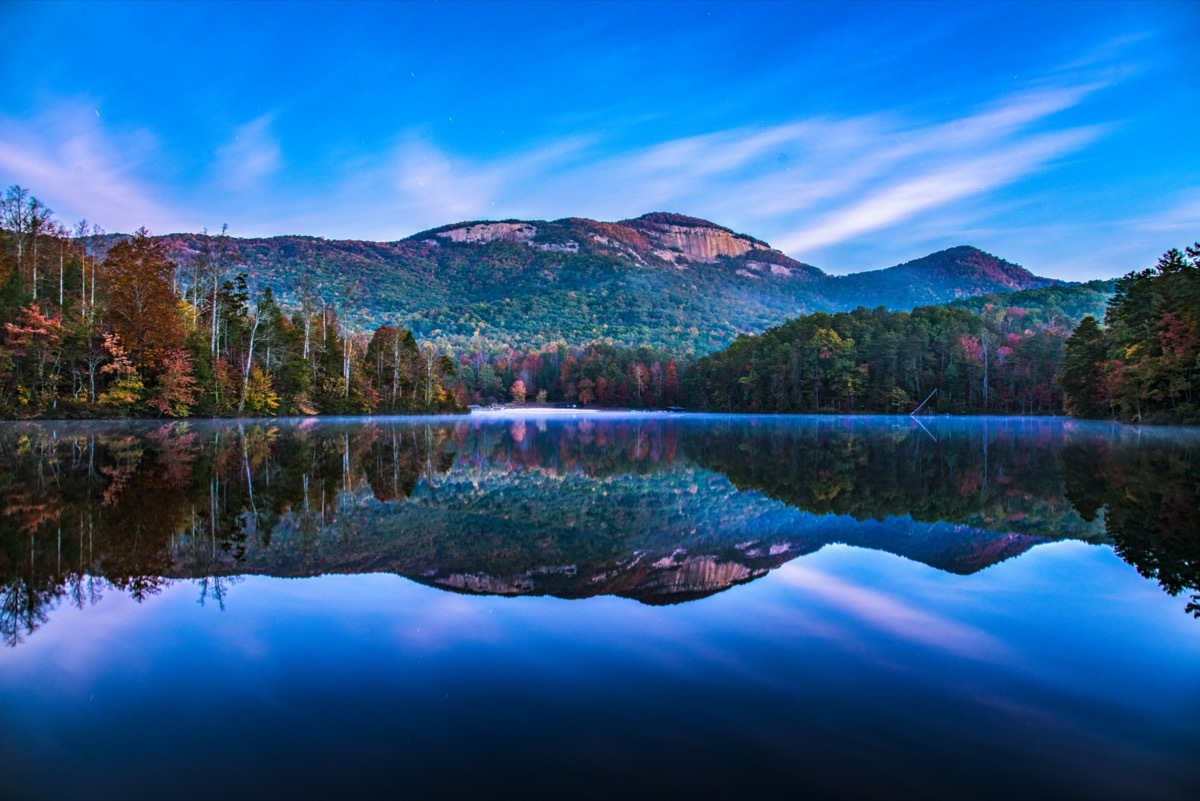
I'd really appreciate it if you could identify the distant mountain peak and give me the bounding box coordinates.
[892,246,1050,292]
[819,244,1055,310]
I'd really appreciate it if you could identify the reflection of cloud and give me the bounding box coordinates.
[775,561,1007,661]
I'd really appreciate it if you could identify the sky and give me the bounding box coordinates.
[0,0,1196,280]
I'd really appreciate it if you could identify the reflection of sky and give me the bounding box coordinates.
[2,542,1197,799]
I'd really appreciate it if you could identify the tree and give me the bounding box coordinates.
[104,229,185,368]
[1061,316,1111,418]
[418,342,455,409]
[148,349,200,417]
[510,379,527,404]
[2,304,65,404]
[98,334,145,408]
[577,378,595,406]
[242,366,280,415]
[629,362,648,405]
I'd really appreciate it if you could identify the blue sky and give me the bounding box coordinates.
[0,1,1196,280]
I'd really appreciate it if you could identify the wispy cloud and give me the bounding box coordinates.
[773,126,1102,253]
[213,115,282,192]
[1125,192,1200,236]
[0,79,1109,261]
[0,103,181,232]
[309,80,1103,252]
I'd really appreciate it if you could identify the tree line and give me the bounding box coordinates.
[1061,244,1200,423]
[681,302,1067,414]
[6,178,1194,422]
[453,340,682,408]
[0,185,461,418]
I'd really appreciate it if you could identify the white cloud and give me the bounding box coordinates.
[773,127,1102,253]
[181,79,1108,246]
[0,79,1115,270]
[1126,193,1200,236]
[213,115,282,191]
[0,104,182,232]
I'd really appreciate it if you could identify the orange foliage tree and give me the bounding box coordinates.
[104,228,185,369]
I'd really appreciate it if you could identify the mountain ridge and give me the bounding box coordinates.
[150,212,1057,354]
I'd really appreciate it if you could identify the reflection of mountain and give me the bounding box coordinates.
[189,464,1051,605]
[2,415,1196,646]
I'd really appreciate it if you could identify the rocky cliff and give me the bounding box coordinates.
[621,212,772,264]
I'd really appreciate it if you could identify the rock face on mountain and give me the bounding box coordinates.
[621,212,773,264]
[421,212,819,275]
[435,221,537,244]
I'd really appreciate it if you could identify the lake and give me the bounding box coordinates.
[1,413,1198,800]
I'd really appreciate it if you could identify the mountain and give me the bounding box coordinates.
[155,214,1057,355]
[819,245,1055,309]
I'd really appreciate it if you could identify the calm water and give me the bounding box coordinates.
[1,413,1198,800]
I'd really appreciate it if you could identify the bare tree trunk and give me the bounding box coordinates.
[424,345,436,407]
[392,337,401,409]
[210,275,220,358]
[238,315,261,416]
[982,332,990,413]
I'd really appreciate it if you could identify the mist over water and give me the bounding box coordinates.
[2,414,1198,799]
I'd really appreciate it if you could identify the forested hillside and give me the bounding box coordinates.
[681,302,1071,414]
[147,215,1054,356]
[820,246,1056,309]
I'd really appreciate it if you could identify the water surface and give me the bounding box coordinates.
[1,414,1198,799]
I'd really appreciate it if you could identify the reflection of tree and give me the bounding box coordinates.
[683,418,1095,540]
[7,416,1196,642]
[1,574,53,647]
[1064,431,1200,617]
[0,418,696,642]
[196,574,242,610]
[0,419,467,644]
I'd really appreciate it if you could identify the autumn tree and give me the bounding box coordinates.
[98,333,145,408]
[1062,244,1200,422]
[2,304,65,403]
[104,229,185,369]
[148,349,200,417]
